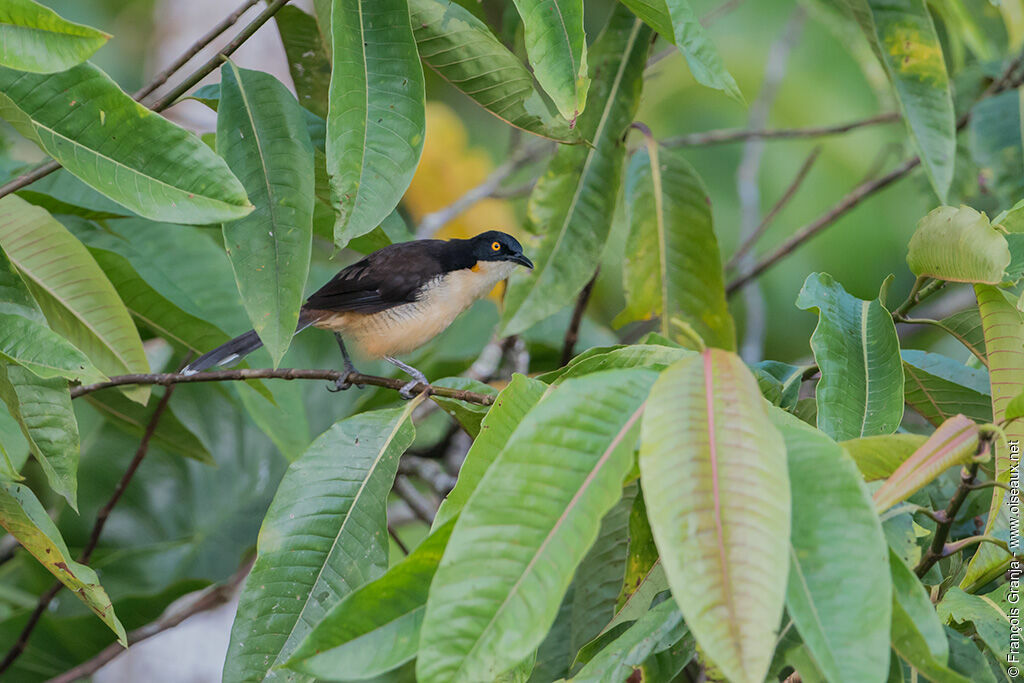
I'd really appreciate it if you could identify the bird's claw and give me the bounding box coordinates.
[398,379,423,400]
[328,377,352,392]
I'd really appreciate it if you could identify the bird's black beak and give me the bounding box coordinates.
[510,253,534,269]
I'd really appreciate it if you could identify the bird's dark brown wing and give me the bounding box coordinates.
[303,240,449,313]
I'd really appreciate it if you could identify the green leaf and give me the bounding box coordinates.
[274,5,331,119]
[0,481,125,643]
[796,272,904,440]
[84,391,213,464]
[287,519,456,679]
[934,307,987,366]
[327,0,425,246]
[874,414,978,512]
[569,599,690,683]
[0,363,78,508]
[510,0,589,122]
[418,369,658,682]
[501,8,651,335]
[0,62,252,224]
[0,246,104,384]
[902,350,992,427]
[409,0,577,141]
[540,344,691,383]
[906,206,1010,284]
[0,196,149,403]
[841,433,927,481]
[623,0,742,102]
[938,587,1012,668]
[961,285,1023,591]
[568,482,637,665]
[433,374,548,530]
[15,167,134,219]
[217,63,314,367]
[751,361,805,411]
[614,142,735,350]
[969,89,1024,208]
[639,350,790,683]
[0,0,109,73]
[224,398,422,682]
[890,549,970,682]
[428,377,498,438]
[771,408,892,683]
[842,0,955,200]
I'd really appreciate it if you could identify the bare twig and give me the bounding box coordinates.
[0,387,178,675]
[561,271,599,366]
[387,525,410,555]
[914,461,982,578]
[393,476,437,524]
[414,143,550,238]
[663,112,900,147]
[0,0,292,201]
[134,0,262,101]
[735,9,805,363]
[47,558,253,683]
[399,455,458,495]
[70,368,495,405]
[727,146,821,270]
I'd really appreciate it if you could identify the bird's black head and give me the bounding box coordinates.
[468,230,533,269]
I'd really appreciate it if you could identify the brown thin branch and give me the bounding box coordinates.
[47,557,253,683]
[387,525,410,555]
[134,0,262,101]
[726,156,921,295]
[663,112,900,147]
[0,0,292,201]
[914,461,982,578]
[0,386,178,675]
[393,476,436,524]
[561,271,599,366]
[70,368,495,405]
[727,145,821,270]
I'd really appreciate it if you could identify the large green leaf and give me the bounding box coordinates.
[842,0,955,200]
[0,0,109,73]
[796,272,904,440]
[890,549,970,682]
[217,63,314,367]
[223,399,421,682]
[623,0,742,102]
[501,7,650,335]
[902,350,992,426]
[961,285,1023,591]
[0,62,252,224]
[770,408,891,683]
[933,307,987,366]
[541,344,690,383]
[906,206,1010,284]
[0,363,78,507]
[274,5,331,119]
[937,587,1011,669]
[510,0,589,123]
[418,369,658,682]
[569,599,691,683]
[409,0,576,141]
[841,433,927,481]
[615,142,735,349]
[16,167,134,220]
[0,246,104,384]
[433,374,548,529]
[639,350,790,683]
[286,519,455,679]
[0,196,149,404]
[327,0,425,246]
[84,391,213,465]
[969,89,1024,208]
[0,481,125,643]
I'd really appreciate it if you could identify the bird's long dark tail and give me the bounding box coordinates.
[181,314,318,375]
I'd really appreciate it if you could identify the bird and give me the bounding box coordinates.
[181,230,534,397]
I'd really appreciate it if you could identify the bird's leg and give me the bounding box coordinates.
[328,334,362,392]
[384,356,429,399]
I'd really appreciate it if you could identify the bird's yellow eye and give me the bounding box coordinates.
[491,241,501,251]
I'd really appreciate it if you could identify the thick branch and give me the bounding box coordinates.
[664,112,900,147]
[47,558,253,683]
[0,386,178,675]
[0,0,292,200]
[70,368,495,405]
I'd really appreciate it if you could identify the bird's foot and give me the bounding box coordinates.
[327,363,362,393]
[398,379,423,400]
[385,356,429,399]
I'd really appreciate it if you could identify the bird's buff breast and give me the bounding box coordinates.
[311,261,515,357]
